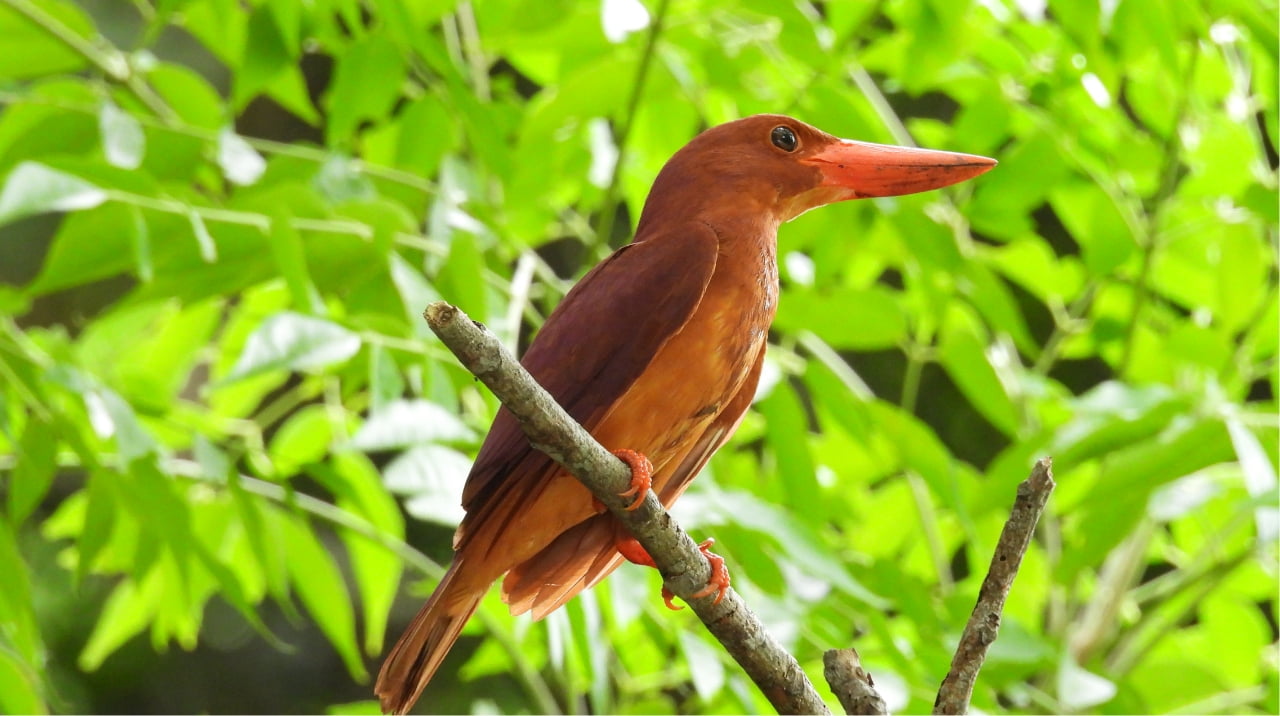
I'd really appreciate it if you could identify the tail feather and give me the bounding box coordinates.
[503,515,626,619]
[375,562,485,714]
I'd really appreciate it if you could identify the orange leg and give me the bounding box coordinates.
[616,535,731,610]
[593,449,654,513]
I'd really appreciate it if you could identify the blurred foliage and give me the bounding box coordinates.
[0,0,1277,713]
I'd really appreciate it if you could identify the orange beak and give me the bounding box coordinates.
[800,139,997,199]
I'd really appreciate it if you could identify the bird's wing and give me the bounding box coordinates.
[498,345,765,619]
[454,224,720,551]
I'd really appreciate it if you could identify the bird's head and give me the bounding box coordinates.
[636,114,996,236]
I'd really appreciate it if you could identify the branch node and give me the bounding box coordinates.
[823,648,887,715]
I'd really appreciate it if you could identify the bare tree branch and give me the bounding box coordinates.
[823,648,887,715]
[933,457,1056,714]
[424,301,830,715]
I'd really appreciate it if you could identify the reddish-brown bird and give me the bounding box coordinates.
[376,114,995,713]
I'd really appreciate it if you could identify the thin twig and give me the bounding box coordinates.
[823,648,887,715]
[423,301,830,716]
[933,457,1055,714]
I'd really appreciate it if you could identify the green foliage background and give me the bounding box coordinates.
[0,0,1277,713]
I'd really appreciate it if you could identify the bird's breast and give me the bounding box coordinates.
[590,246,779,485]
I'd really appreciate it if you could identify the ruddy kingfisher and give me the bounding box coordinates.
[376,114,996,713]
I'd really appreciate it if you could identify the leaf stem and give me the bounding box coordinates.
[1118,47,1201,374]
[2,0,176,121]
[593,0,672,247]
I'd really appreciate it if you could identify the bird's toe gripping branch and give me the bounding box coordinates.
[687,538,730,606]
[616,536,731,611]
[611,448,653,511]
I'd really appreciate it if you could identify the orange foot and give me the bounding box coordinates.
[592,448,652,511]
[617,536,731,611]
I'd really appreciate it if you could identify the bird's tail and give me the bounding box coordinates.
[375,561,484,714]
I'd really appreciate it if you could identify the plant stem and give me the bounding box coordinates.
[2,0,176,121]
[1119,48,1201,374]
[593,0,672,247]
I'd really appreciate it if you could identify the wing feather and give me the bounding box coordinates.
[455,226,720,551]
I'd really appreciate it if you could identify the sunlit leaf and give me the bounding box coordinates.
[385,444,472,526]
[98,103,145,170]
[0,162,106,226]
[217,126,266,186]
[346,399,474,451]
[224,312,361,382]
[1058,658,1117,710]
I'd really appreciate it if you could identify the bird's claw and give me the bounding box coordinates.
[689,538,730,605]
[663,538,730,610]
[611,449,653,511]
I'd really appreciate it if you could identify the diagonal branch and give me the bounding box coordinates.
[423,301,830,715]
[933,457,1056,714]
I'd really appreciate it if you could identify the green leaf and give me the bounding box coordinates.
[346,399,474,451]
[0,162,106,226]
[266,211,324,314]
[78,471,118,584]
[1057,658,1116,710]
[26,202,135,295]
[684,489,886,608]
[6,418,56,525]
[84,386,156,462]
[280,513,367,680]
[1067,417,1236,575]
[0,649,45,715]
[0,515,45,713]
[0,514,42,664]
[79,569,162,670]
[1048,182,1136,275]
[436,232,492,323]
[147,61,226,129]
[678,631,725,701]
[325,35,408,144]
[0,0,94,79]
[388,253,442,336]
[217,127,266,186]
[224,312,361,382]
[939,327,1019,436]
[98,103,145,170]
[311,453,404,655]
[127,205,153,282]
[268,404,334,476]
[384,444,471,526]
[368,344,405,410]
[313,155,375,203]
[1224,416,1279,544]
[775,287,908,350]
[758,384,821,518]
[232,4,292,107]
[968,132,1069,240]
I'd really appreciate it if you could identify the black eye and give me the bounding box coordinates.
[770,126,798,152]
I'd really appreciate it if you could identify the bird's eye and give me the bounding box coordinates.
[770,126,798,152]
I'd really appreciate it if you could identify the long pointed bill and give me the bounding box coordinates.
[800,139,997,199]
